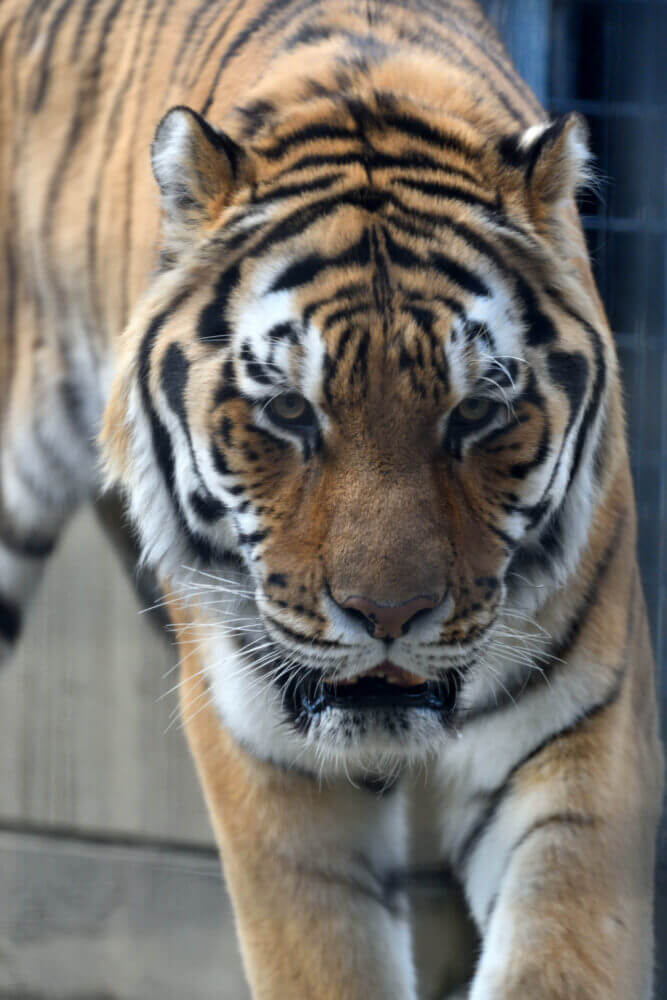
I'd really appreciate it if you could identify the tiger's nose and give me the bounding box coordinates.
[339,594,441,640]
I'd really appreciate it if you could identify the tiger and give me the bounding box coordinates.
[0,0,663,996]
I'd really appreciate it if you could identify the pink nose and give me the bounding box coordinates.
[340,594,440,639]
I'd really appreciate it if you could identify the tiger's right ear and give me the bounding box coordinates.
[151,106,252,255]
[496,113,592,237]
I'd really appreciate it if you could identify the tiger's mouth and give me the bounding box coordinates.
[286,661,460,718]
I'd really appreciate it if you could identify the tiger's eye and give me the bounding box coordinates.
[267,391,312,427]
[456,397,492,422]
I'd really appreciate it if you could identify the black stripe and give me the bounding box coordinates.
[138,292,226,562]
[69,0,106,60]
[214,358,241,408]
[284,21,336,49]
[252,172,344,204]
[431,251,489,298]
[122,0,175,322]
[189,490,227,523]
[381,227,422,269]
[506,347,589,541]
[161,342,189,427]
[548,348,589,433]
[235,98,277,140]
[261,124,360,162]
[404,304,450,391]
[198,262,240,344]
[270,230,370,293]
[592,409,611,485]
[394,177,496,210]
[0,525,56,560]
[32,0,78,112]
[240,342,273,385]
[486,522,517,551]
[386,195,509,273]
[510,810,596,861]
[187,0,246,90]
[225,188,375,258]
[381,110,482,160]
[237,529,268,547]
[267,321,299,344]
[566,327,606,493]
[457,673,625,872]
[524,117,569,185]
[484,811,597,927]
[322,303,368,333]
[268,149,482,186]
[41,0,126,280]
[200,0,301,116]
[87,0,154,326]
[514,271,557,347]
[264,614,341,648]
[467,509,627,725]
[509,420,551,480]
[376,11,528,126]
[0,596,21,644]
[302,281,367,325]
[351,329,370,383]
[159,340,230,526]
[19,1,50,52]
[167,0,218,84]
[549,510,627,664]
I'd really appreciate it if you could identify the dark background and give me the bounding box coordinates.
[483,0,666,989]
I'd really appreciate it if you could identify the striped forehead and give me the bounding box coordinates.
[227,249,527,412]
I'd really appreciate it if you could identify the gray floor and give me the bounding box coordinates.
[0,830,248,999]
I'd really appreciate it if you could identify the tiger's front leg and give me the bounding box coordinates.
[468,826,653,1000]
[177,624,417,1000]
[463,697,659,1000]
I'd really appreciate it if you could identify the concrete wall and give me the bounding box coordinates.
[0,511,247,998]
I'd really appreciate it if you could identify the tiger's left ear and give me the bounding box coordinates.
[151,105,252,254]
[498,113,591,225]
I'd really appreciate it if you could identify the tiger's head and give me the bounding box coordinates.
[103,92,612,775]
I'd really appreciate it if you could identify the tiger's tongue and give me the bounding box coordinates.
[333,662,426,688]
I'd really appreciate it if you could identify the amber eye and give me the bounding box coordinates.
[266,392,315,429]
[453,397,494,424]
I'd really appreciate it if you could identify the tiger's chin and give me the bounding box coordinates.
[275,661,461,769]
[292,699,455,775]
[206,638,462,778]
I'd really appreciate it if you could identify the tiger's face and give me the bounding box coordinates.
[104,97,606,774]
